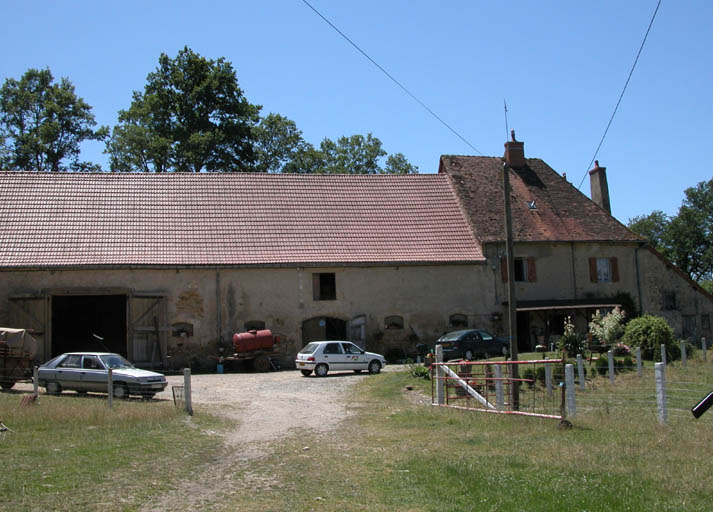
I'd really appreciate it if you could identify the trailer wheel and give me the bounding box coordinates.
[253,355,271,373]
[0,381,15,390]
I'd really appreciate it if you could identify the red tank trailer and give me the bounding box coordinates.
[225,329,280,372]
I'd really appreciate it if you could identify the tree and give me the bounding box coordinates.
[0,68,107,172]
[107,47,260,172]
[253,113,304,173]
[627,210,670,252]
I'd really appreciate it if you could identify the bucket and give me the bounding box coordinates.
[216,363,224,374]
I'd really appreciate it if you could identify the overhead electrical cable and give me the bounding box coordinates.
[301,0,483,155]
[577,0,662,189]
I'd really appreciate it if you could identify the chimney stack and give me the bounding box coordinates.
[503,130,526,168]
[589,160,611,214]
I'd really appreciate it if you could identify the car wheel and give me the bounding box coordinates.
[113,383,129,399]
[315,363,329,377]
[464,349,474,361]
[0,381,15,390]
[353,369,362,373]
[501,345,509,356]
[368,360,382,374]
[300,369,313,376]
[46,381,62,395]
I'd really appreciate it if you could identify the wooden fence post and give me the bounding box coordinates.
[681,340,687,368]
[655,362,667,425]
[33,366,39,398]
[495,364,504,410]
[107,368,113,409]
[636,347,642,377]
[184,367,193,416]
[565,363,576,418]
[435,345,444,405]
[576,354,585,391]
[608,350,615,384]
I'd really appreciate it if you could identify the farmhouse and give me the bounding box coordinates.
[1,136,711,369]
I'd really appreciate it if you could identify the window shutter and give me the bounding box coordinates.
[312,274,320,300]
[610,257,620,282]
[527,256,537,282]
[589,258,598,283]
[501,255,508,282]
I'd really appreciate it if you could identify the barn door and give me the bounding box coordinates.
[129,294,168,368]
[349,315,366,348]
[8,295,49,363]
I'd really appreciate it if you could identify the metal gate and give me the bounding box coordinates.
[129,294,168,368]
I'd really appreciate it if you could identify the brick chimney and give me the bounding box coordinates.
[589,160,611,214]
[503,130,526,168]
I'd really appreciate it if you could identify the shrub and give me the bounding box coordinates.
[557,316,585,357]
[589,307,626,345]
[522,367,536,388]
[621,315,675,361]
[595,356,609,375]
[407,360,430,379]
[535,365,546,386]
[612,342,631,356]
[618,356,634,372]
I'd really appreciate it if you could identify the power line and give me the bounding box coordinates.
[301,0,483,155]
[578,0,662,189]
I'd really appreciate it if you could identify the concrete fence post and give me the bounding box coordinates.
[33,366,39,398]
[107,368,113,409]
[495,364,504,410]
[184,367,193,416]
[702,338,707,362]
[545,360,553,397]
[576,354,585,391]
[655,362,667,425]
[661,344,667,366]
[608,350,615,384]
[565,363,576,417]
[681,340,687,368]
[636,347,643,377]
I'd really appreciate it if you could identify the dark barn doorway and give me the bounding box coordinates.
[301,317,347,345]
[51,295,127,357]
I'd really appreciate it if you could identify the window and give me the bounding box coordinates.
[323,342,343,355]
[313,273,336,301]
[589,257,619,283]
[501,256,536,282]
[244,320,266,331]
[384,315,404,329]
[59,355,82,368]
[341,342,363,354]
[662,292,676,311]
[702,314,711,333]
[449,314,468,328]
[82,356,101,370]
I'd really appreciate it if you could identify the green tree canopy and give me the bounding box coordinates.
[0,68,107,172]
[107,47,260,172]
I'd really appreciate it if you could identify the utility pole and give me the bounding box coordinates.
[503,161,519,410]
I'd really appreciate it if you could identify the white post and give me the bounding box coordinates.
[184,367,193,416]
[495,364,504,410]
[660,344,667,366]
[565,364,576,417]
[681,340,687,368]
[655,362,667,425]
[608,350,615,384]
[702,338,707,362]
[636,347,642,377]
[545,361,553,396]
[435,345,444,405]
[33,366,39,398]
[107,368,113,409]
[576,354,585,391]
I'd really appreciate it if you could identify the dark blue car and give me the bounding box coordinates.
[436,329,509,361]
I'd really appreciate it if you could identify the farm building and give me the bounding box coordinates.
[1,136,711,369]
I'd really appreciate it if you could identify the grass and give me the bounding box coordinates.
[0,392,227,512]
[218,360,713,511]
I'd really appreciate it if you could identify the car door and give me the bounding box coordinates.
[321,342,349,371]
[81,355,107,392]
[55,354,83,391]
[341,342,367,370]
[478,331,499,355]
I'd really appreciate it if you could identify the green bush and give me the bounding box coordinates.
[621,315,675,361]
[535,365,546,386]
[522,367,536,388]
[618,356,634,372]
[595,356,609,375]
[407,360,431,380]
[557,316,586,357]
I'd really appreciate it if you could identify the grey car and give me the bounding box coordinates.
[436,329,509,361]
[37,352,168,399]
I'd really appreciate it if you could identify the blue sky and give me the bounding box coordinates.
[2,1,711,224]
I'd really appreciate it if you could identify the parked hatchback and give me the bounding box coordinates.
[436,329,509,361]
[37,352,168,399]
[296,341,386,377]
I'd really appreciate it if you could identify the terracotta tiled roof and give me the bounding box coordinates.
[0,172,484,268]
[439,156,642,243]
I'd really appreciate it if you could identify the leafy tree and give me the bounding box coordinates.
[107,47,260,172]
[0,68,107,172]
[627,210,670,252]
[253,113,304,173]
[701,280,713,295]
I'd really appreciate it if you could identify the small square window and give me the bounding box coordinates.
[312,273,336,301]
[449,314,468,328]
[384,315,404,329]
[596,258,612,282]
[514,258,527,282]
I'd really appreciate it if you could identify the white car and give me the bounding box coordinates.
[296,341,386,377]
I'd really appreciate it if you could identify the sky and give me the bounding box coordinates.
[2,1,712,225]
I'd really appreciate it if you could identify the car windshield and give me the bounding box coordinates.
[99,354,135,369]
[478,331,494,341]
[299,342,320,354]
[439,330,469,342]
